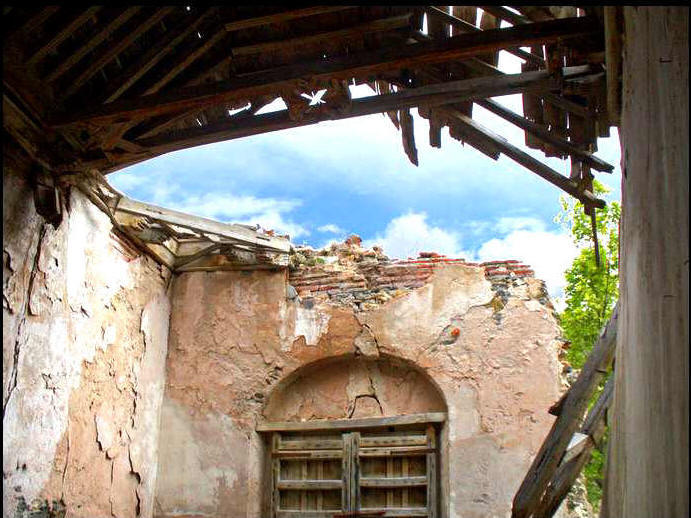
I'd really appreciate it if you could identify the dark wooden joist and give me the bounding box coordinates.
[475,98,613,172]
[479,6,531,26]
[44,7,142,83]
[440,106,605,208]
[8,6,61,41]
[102,8,218,103]
[27,7,101,66]
[61,8,176,100]
[142,25,227,96]
[224,6,356,32]
[51,15,600,127]
[425,6,544,66]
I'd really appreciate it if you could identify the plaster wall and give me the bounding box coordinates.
[156,263,565,518]
[3,154,172,518]
[603,7,689,518]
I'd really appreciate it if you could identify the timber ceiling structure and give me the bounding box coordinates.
[3,5,620,273]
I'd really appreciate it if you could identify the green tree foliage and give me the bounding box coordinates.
[555,180,621,510]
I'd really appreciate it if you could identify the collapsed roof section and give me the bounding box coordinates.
[3,6,618,211]
[77,171,291,272]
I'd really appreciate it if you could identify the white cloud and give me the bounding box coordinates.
[362,212,468,260]
[360,211,578,308]
[493,216,545,234]
[317,223,345,234]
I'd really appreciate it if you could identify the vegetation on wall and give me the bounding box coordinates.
[555,179,621,510]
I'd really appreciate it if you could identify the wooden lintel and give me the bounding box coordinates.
[257,413,447,433]
[52,16,600,127]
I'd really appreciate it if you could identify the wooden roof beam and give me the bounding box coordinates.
[27,7,101,66]
[424,6,544,66]
[223,6,355,32]
[52,15,600,127]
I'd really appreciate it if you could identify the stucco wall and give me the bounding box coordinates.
[3,153,172,518]
[156,263,564,518]
[603,7,689,518]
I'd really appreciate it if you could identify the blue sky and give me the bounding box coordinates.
[109,50,621,306]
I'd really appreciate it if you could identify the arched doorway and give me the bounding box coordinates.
[258,354,448,517]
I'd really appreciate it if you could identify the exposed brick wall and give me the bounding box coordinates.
[288,245,536,311]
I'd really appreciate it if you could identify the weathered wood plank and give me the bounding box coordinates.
[53,16,599,126]
[480,6,531,26]
[280,439,343,451]
[277,479,342,490]
[360,435,427,448]
[533,376,614,518]
[359,447,435,458]
[360,476,427,488]
[113,196,291,253]
[511,304,618,518]
[257,413,447,433]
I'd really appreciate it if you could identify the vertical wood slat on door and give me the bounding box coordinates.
[426,425,437,518]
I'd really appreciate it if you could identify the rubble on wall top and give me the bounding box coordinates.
[289,235,538,310]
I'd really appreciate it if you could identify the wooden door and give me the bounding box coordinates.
[267,417,440,518]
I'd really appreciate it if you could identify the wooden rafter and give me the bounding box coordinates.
[142,23,227,96]
[230,14,413,57]
[44,7,142,83]
[51,16,600,127]
[27,7,101,66]
[223,6,356,32]
[102,8,218,103]
[475,99,613,172]
[439,105,605,207]
[61,7,175,100]
[425,6,544,66]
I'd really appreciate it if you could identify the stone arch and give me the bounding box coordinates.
[262,353,447,422]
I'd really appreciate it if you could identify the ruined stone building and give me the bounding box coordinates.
[3,6,688,518]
